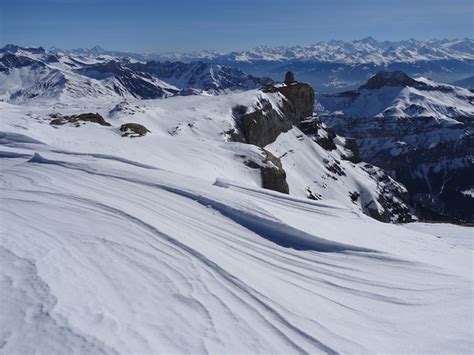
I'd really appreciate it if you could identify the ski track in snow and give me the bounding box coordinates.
[1,135,472,354]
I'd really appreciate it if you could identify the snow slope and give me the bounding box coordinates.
[404,222,474,251]
[0,86,411,222]
[1,89,473,353]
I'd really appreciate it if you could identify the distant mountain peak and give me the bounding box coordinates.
[357,36,379,45]
[90,45,106,53]
[0,44,45,54]
[361,70,424,89]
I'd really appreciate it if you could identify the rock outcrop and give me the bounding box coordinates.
[50,113,111,127]
[235,72,315,147]
[120,123,150,137]
[244,150,289,194]
[284,71,295,85]
[235,99,293,147]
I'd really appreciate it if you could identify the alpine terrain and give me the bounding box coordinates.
[318,70,474,222]
[1,43,473,354]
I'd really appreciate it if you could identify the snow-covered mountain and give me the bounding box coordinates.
[51,38,474,93]
[0,73,412,223]
[0,45,271,103]
[127,61,272,94]
[156,37,474,93]
[318,71,474,222]
[163,37,474,65]
[1,73,472,354]
[63,38,473,65]
[1,40,473,353]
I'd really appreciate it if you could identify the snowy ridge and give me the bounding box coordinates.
[317,71,474,121]
[0,46,270,103]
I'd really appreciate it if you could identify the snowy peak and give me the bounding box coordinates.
[361,70,425,90]
[318,71,474,121]
[0,46,272,103]
[127,60,273,92]
[50,38,474,65]
[0,44,46,55]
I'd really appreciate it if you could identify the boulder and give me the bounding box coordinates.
[244,150,289,194]
[120,123,150,137]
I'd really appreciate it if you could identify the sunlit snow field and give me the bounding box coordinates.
[1,93,473,354]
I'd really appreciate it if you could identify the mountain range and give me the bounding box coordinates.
[50,37,474,93]
[1,42,473,353]
[0,45,271,103]
[1,43,473,222]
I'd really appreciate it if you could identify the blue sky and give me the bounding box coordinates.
[1,0,472,52]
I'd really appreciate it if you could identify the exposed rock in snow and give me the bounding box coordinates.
[318,71,474,222]
[119,123,151,138]
[234,78,315,147]
[50,113,111,127]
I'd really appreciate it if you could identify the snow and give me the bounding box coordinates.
[318,77,474,122]
[147,38,474,65]
[403,222,474,251]
[1,90,473,353]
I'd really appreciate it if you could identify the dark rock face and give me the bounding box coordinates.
[322,115,474,222]
[378,132,474,222]
[50,113,111,127]
[235,76,315,147]
[343,138,361,163]
[120,123,150,137]
[284,71,295,85]
[245,150,289,194]
[274,83,315,125]
[299,117,337,151]
[260,150,290,194]
[235,99,293,147]
[361,70,426,90]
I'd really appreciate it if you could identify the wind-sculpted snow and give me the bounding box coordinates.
[0,130,473,353]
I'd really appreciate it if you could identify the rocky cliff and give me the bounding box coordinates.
[230,73,413,223]
[234,72,315,147]
[318,71,474,222]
